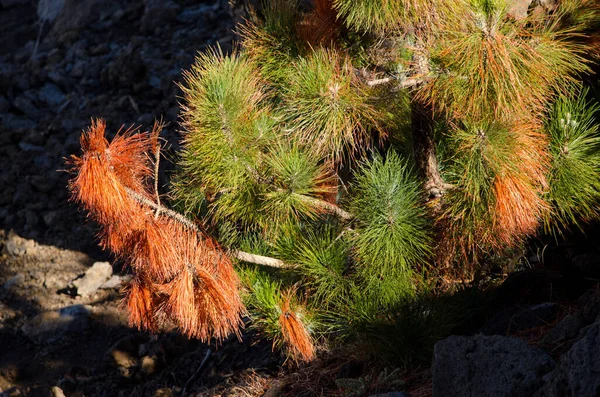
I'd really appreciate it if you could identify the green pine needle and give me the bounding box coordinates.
[545,89,600,235]
[350,151,431,304]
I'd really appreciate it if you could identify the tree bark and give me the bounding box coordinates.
[409,32,446,199]
[411,98,446,199]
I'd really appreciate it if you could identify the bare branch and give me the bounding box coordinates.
[292,193,353,221]
[124,187,295,269]
[367,76,425,89]
[232,250,292,269]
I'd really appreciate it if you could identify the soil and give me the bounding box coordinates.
[0,1,283,396]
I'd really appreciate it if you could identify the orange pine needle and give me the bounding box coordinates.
[278,289,316,363]
[124,277,157,332]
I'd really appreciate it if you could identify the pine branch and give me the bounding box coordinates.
[124,187,295,269]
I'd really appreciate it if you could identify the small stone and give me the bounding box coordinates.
[0,95,9,112]
[31,175,56,193]
[100,274,131,289]
[38,83,66,107]
[153,389,174,397]
[141,355,156,375]
[73,261,113,296]
[3,274,25,291]
[51,386,66,397]
[3,231,36,256]
[12,95,40,119]
[43,211,58,227]
[25,210,39,228]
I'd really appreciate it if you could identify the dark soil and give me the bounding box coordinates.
[0,1,284,396]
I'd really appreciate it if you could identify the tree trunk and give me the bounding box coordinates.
[411,98,446,199]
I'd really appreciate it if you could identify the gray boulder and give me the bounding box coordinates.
[536,321,600,397]
[433,334,555,397]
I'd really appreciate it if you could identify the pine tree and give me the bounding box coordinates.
[69,0,600,364]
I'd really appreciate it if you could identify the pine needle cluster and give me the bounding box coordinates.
[68,120,244,342]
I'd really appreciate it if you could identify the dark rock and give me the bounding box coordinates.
[0,0,30,7]
[141,0,180,34]
[25,210,39,228]
[12,95,40,119]
[541,314,584,344]
[43,210,59,227]
[433,334,555,397]
[481,303,558,335]
[38,83,66,107]
[31,175,56,193]
[176,4,217,24]
[368,393,410,397]
[572,253,600,274]
[578,288,600,324]
[535,321,600,396]
[73,261,113,296]
[0,95,9,112]
[1,114,37,130]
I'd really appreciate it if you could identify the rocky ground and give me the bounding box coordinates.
[0,0,284,396]
[2,0,600,396]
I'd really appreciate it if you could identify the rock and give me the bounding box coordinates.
[432,334,555,397]
[153,389,174,397]
[368,393,410,397]
[541,314,584,344]
[3,231,36,256]
[141,0,180,33]
[21,305,91,344]
[482,303,558,335]
[1,0,28,6]
[141,355,156,375]
[38,83,66,107]
[100,274,131,289]
[572,253,600,274]
[73,261,112,296]
[12,95,40,120]
[51,386,66,397]
[108,335,146,377]
[0,114,37,130]
[535,321,600,396]
[0,95,9,112]
[176,4,217,24]
[43,211,58,227]
[578,288,600,324]
[3,274,25,292]
[31,175,56,193]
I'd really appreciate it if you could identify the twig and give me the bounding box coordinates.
[182,348,212,397]
[367,76,425,89]
[232,250,291,269]
[125,187,199,231]
[123,187,295,269]
[292,193,353,221]
[153,141,161,219]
